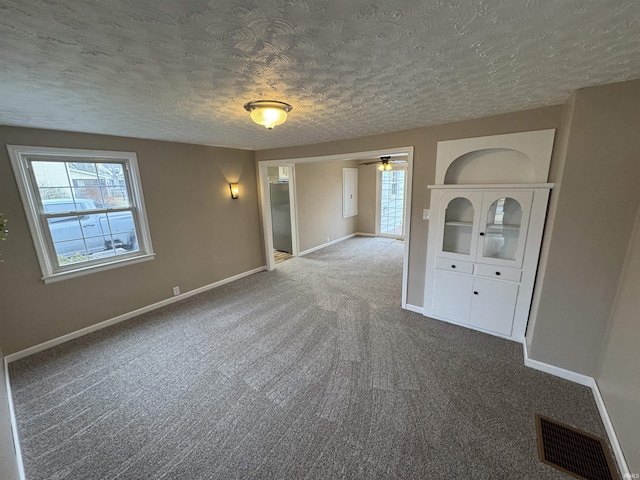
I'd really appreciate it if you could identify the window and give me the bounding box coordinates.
[8,146,154,283]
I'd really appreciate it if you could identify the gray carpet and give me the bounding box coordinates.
[9,236,611,479]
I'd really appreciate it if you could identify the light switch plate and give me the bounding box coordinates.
[423,209,430,220]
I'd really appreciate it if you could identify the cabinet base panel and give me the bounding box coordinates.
[423,313,524,343]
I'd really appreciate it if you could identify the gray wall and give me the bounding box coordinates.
[0,349,20,480]
[257,106,563,307]
[0,126,264,355]
[596,206,640,473]
[528,79,640,375]
[356,162,377,235]
[294,160,359,252]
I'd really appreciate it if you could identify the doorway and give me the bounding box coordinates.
[257,146,414,309]
[267,166,295,265]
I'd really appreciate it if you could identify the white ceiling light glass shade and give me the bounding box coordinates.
[243,100,293,129]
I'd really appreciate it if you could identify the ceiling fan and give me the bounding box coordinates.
[359,155,407,171]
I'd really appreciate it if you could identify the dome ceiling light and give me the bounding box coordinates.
[243,100,292,129]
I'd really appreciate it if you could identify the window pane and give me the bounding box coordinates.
[72,186,106,208]
[54,239,90,263]
[48,216,85,243]
[97,163,130,207]
[32,161,73,189]
[102,211,138,251]
[43,200,76,214]
[483,197,522,260]
[443,197,474,255]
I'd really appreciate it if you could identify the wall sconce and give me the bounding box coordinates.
[229,183,239,199]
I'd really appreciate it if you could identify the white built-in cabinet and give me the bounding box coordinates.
[423,130,556,341]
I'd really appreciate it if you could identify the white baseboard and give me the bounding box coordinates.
[522,342,593,386]
[5,266,267,363]
[3,359,26,480]
[404,304,424,314]
[299,233,357,256]
[522,343,630,476]
[354,232,376,237]
[590,378,631,478]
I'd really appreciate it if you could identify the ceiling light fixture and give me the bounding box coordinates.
[243,100,292,129]
[378,156,393,171]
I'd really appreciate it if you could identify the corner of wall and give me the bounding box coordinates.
[525,93,576,352]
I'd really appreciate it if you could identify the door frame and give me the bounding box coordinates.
[258,164,299,270]
[257,146,414,309]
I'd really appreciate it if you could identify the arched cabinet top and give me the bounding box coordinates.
[435,129,555,185]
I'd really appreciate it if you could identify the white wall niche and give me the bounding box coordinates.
[435,129,556,185]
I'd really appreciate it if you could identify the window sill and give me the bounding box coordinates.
[42,253,156,284]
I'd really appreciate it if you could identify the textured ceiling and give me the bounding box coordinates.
[1,1,639,150]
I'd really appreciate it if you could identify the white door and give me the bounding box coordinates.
[469,277,519,336]
[436,190,483,262]
[476,190,532,268]
[431,270,473,323]
[377,168,407,238]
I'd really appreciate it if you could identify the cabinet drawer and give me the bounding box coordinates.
[436,257,474,274]
[475,264,522,282]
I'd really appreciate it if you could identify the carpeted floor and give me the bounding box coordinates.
[9,236,611,479]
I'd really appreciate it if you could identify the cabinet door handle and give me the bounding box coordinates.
[473,291,478,295]
[479,232,485,236]
[451,265,456,268]
[495,271,501,276]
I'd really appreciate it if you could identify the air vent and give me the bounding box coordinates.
[535,414,618,480]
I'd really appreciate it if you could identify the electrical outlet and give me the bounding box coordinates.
[173,286,180,296]
[326,236,330,243]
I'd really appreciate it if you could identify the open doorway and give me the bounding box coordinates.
[258,146,414,309]
[267,166,296,265]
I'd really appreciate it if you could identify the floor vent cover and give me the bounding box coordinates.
[535,414,618,480]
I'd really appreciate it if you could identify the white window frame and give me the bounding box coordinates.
[7,145,155,283]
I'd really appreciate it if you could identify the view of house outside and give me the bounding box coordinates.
[33,161,128,207]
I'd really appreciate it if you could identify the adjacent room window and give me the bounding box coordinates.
[7,145,154,283]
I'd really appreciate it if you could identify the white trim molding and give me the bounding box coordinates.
[522,343,631,476]
[5,266,266,363]
[404,304,424,314]
[522,342,592,386]
[299,233,357,257]
[590,379,632,478]
[3,359,26,480]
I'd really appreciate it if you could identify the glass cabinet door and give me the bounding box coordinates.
[437,191,482,260]
[476,191,532,267]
